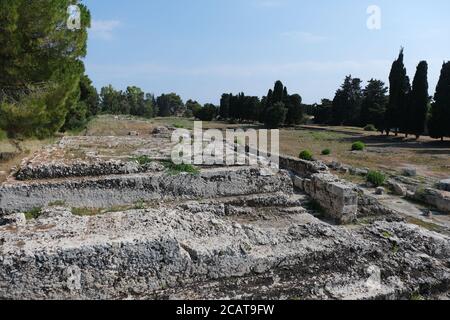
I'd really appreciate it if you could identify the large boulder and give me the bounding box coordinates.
[413,188,450,213]
[387,180,407,197]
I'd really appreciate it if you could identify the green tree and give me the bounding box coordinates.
[264,102,287,129]
[313,99,333,124]
[100,85,121,114]
[408,61,429,139]
[156,93,184,117]
[285,94,303,125]
[361,79,388,132]
[272,81,285,103]
[195,104,218,121]
[429,62,450,141]
[219,94,231,119]
[386,48,410,136]
[185,99,201,118]
[0,0,91,137]
[331,76,363,126]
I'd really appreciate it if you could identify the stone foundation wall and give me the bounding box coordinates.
[0,167,292,215]
[279,156,358,224]
[15,160,165,181]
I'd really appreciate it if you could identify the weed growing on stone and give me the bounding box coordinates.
[25,207,42,220]
[132,155,153,165]
[48,200,66,207]
[161,161,200,175]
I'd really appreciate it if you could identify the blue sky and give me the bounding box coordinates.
[84,0,450,104]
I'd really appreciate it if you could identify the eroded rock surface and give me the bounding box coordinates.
[0,203,448,300]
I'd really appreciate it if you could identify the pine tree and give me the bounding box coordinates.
[386,48,409,136]
[361,79,388,132]
[331,76,363,126]
[429,62,450,141]
[0,0,91,137]
[265,102,287,129]
[408,61,429,139]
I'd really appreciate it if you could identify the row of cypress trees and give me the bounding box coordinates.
[219,81,304,128]
[386,48,450,140]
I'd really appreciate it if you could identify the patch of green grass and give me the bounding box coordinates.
[406,217,444,233]
[321,149,331,156]
[392,244,400,254]
[25,207,43,220]
[382,231,393,239]
[133,199,146,210]
[72,202,150,217]
[161,161,200,175]
[410,292,425,301]
[132,155,153,165]
[367,171,386,187]
[352,141,366,151]
[299,150,314,161]
[71,207,103,217]
[48,200,66,207]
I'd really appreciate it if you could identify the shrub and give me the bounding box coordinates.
[352,141,366,151]
[321,149,331,156]
[162,161,200,175]
[364,124,376,132]
[367,171,386,187]
[299,150,314,161]
[25,207,42,220]
[132,155,153,165]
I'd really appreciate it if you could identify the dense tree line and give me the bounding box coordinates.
[219,81,304,128]
[312,48,449,141]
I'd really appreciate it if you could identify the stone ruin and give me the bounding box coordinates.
[0,129,449,300]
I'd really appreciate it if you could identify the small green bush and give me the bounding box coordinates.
[299,150,314,161]
[132,155,153,165]
[352,141,366,151]
[321,149,331,156]
[162,161,200,175]
[367,171,386,187]
[364,124,376,132]
[25,207,42,220]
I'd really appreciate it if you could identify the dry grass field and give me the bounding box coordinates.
[1,115,449,184]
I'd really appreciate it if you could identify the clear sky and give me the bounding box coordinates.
[83,0,450,104]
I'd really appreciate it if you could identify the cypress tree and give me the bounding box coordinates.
[409,61,429,139]
[272,81,284,103]
[386,48,409,136]
[429,62,450,141]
